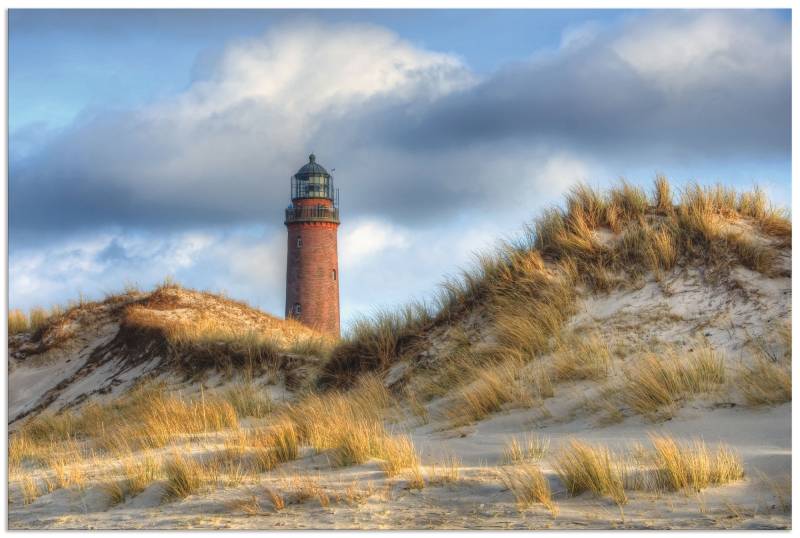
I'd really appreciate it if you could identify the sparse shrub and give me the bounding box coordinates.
[498,463,558,516]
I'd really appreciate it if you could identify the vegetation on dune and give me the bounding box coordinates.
[550,435,744,509]
[321,179,790,388]
[622,344,727,419]
[497,463,558,516]
[122,283,334,379]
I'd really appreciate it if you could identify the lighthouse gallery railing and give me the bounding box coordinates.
[285,205,340,224]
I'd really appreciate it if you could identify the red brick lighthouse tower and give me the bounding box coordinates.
[284,154,340,337]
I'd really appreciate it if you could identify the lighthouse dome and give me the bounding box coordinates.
[295,153,330,178]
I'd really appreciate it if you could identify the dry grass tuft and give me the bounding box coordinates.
[253,420,300,464]
[624,345,726,418]
[29,307,50,332]
[653,175,673,213]
[551,331,612,382]
[20,475,42,505]
[49,453,87,491]
[445,356,551,426]
[726,232,778,274]
[553,439,627,506]
[162,453,205,501]
[121,455,161,497]
[8,309,29,334]
[18,382,244,455]
[265,487,286,511]
[429,454,461,485]
[498,463,558,516]
[649,435,744,491]
[378,435,420,478]
[737,353,791,406]
[222,382,272,418]
[503,434,550,464]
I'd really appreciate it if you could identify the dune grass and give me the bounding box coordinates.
[320,179,789,396]
[553,435,743,506]
[623,345,726,418]
[554,439,628,507]
[221,381,273,418]
[445,355,553,426]
[737,353,791,406]
[378,435,421,478]
[498,463,558,516]
[162,452,205,501]
[8,310,29,335]
[649,435,744,492]
[428,454,461,485]
[503,434,550,464]
[551,330,612,382]
[11,381,246,461]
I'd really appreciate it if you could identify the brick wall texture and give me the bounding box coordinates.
[285,198,340,337]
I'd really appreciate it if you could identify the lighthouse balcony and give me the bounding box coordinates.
[285,205,340,224]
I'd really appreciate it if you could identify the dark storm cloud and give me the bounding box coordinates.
[9,11,790,242]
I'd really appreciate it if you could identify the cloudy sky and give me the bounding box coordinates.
[8,9,791,329]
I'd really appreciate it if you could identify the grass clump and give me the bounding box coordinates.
[8,309,29,334]
[554,439,627,507]
[429,454,461,485]
[252,419,299,465]
[551,331,612,382]
[162,453,205,501]
[737,353,791,406]
[445,356,552,426]
[498,463,558,516]
[222,382,272,418]
[18,382,241,453]
[377,435,420,478]
[649,435,744,492]
[503,434,550,464]
[624,345,726,418]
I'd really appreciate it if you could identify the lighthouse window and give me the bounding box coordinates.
[296,237,303,248]
[294,303,301,315]
[332,269,337,281]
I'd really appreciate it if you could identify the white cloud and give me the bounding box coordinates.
[612,11,789,94]
[340,219,411,268]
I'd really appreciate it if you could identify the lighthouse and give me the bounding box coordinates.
[284,154,341,337]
